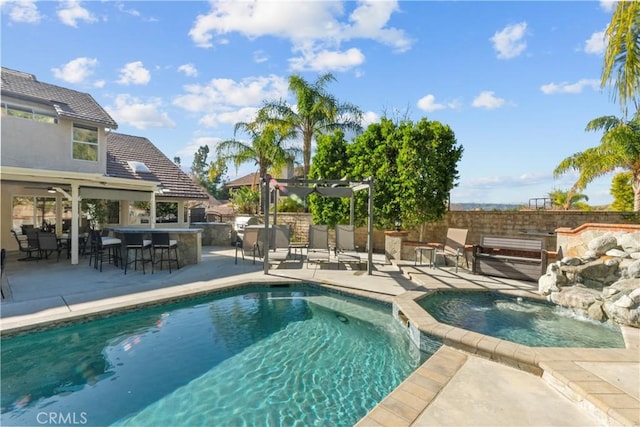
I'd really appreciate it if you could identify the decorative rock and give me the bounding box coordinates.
[618,233,640,254]
[605,249,629,258]
[604,257,621,267]
[602,278,640,328]
[587,300,606,322]
[538,275,557,295]
[615,294,634,309]
[582,250,598,261]
[631,253,640,260]
[624,259,640,279]
[587,233,619,255]
[561,257,582,266]
[550,286,599,311]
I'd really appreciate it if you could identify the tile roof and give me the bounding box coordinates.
[224,172,260,188]
[107,132,209,200]
[1,67,118,129]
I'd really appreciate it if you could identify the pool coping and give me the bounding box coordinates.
[356,287,640,427]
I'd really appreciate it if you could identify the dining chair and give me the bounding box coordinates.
[37,232,62,262]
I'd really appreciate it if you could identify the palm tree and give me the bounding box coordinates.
[601,1,640,117]
[548,189,590,211]
[553,112,640,211]
[217,119,299,181]
[258,73,363,178]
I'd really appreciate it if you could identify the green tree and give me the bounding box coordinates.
[229,186,260,214]
[554,112,640,211]
[548,189,590,211]
[259,73,363,178]
[190,145,228,198]
[308,130,352,226]
[601,1,640,116]
[217,119,299,182]
[610,171,635,211]
[348,117,463,229]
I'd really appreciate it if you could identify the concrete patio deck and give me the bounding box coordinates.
[1,247,638,426]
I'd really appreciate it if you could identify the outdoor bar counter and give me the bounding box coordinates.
[111,227,203,265]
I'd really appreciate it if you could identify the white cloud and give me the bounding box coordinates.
[417,94,446,113]
[289,47,365,72]
[117,61,151,85]
[107,94,175,130]
[362,111,380,127]
[188,1,411,72]
[491,22,527,59]
[51,57,98,84]
[57,0,97,27]
[472,91,505,109]
[115,2,140,17]
[540,79,599,94]
[176,136,223,160]
[2,0,42,24]
[253,50,269,64]
[173,75,288,113]
[584,30,607,55]
[600,0,617,12]
[178,63,198,77]
[199,107,260,128]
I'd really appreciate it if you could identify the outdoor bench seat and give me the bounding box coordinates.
[472,236,548,282]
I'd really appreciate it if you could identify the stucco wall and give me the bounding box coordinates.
[1,115,107,173]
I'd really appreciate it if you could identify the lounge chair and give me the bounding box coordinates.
[266,225,291,267]
[235,226,261,264]
[334,225,363,269]
[307,224,330,267]
[427,228,469,273]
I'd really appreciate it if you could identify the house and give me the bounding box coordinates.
[0,67,208,263]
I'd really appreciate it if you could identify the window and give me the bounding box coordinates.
[73,124,99,161]
[1,102,58,124]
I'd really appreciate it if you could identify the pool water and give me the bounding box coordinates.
[1,287,428,426]
[419,291,625,348]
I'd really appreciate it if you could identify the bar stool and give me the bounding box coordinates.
[122,233,152,274]
[88,230,121,271]
[151,232,179,273]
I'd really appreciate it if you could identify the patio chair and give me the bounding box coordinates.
[11,229,39,261]
[307,224,330,267]
[427,228,469,273]
[122,232,152,274]
[89,230,118,272]
[37,232,62,262]
[151,232,179,273]
[266,225,291,267]
[334,225,363,269]
[235,227,261,264]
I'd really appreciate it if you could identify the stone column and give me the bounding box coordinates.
[384,230,409,260]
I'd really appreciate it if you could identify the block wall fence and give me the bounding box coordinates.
[271,211,639,254]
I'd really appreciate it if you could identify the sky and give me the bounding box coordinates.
[0,0,625,206]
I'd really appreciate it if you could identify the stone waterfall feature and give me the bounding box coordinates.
[538,230,640,328]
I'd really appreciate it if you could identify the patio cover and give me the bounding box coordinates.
[260,177,375,275]
[1,165,158,265]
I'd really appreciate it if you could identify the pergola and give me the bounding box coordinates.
[260,176,375,275]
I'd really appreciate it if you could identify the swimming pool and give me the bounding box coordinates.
[1,286,428,426]
[418,291,625,348]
